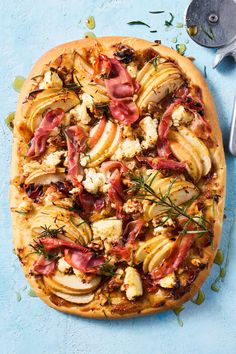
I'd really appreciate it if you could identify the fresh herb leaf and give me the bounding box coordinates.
[149,11,165,14]
[201,25,215,40]
[38,225,65,238]
[152,56,159,70]
[150,30,157,33]
[165,12,174,27]
[100,260,116,276]
[127,21,150,28]
[204,65,207,78]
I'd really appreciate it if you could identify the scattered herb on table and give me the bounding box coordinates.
[127,21,150,28]
[165,12,174,27]
[204,65,207,78]
[149,11,165,14]
[201,25,215,40]
[150,30,157,33]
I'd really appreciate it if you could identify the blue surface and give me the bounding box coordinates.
[1,1,236,353]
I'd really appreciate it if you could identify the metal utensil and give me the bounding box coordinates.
[185,0,236,155]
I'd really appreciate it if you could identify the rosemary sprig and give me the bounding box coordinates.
[165,12,174,27]
[29,240,57,260]
[99,259,116,276]
[129,174,210,234]
[127,20,150,28]
[38,225,65,238]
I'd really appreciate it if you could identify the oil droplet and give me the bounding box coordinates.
[220,268,226,278]
[171,37,177,43]
[187,25,198,36]
[5,112,15,131]
[211,283,219,292]
[84,31,96,38]
[86,16,95,30]
[176,43,187,55]
[191,289,205,305]
[214,249,224,265]
[16,292,22,302]
[12,76,25,92]
[173,305,185,327]
[27,289,37,297]
[176,22,184,28]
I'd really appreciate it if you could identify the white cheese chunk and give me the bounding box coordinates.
[69,93,93,125]
[39,71,63,89]
[158,272,176,289]
[57,258,71,273]
[44,151,67,168]
[23,161,41,176]
[82,168,106,194]
[92,218,123,244]
[123,266,143,301]
[171,105,193,127]
[112,138,142,160]
[123,199,143,214]
[139,116,158,149]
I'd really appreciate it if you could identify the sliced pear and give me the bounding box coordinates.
[88,124,122,167]
[168,130,203,182]
[142,238,170,273]
[44,276,83,295]
[147,242,173,272]
[25,89,79,132]
[137,74,183,110]
[51,290,95,304]
[178,126,211,176]
[25,168,66,185]
[136,58,167,83]
[51,271,101,293]
[135,235,168,264]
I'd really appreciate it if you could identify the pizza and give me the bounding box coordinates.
[10,36,226,318]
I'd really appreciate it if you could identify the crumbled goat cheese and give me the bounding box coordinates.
[158,273,176,288]
[92,218,123,244]
[80,153,90,167]
[57,258,71,273]
[122,267,143,300]
[82,168,106,194]
[112,138,142,160]
[44,151,67,168]
[139,116,158,149]
[171,105,193,127]
[69,93,93,124]
[39,71,63,90]
[123,199,143,214]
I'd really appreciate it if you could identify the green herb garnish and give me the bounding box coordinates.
[204,65,207,78]
[149,11,165,14]
[201,26,215,40]
[100,260,116,276]
[38,225,65,238]
[127,21,150,28]
[152,57,159,70]
[165,12,174,27]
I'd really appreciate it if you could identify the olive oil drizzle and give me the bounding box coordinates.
[191,289,205,305]
[12,75,25,92]
[173,305,185,327]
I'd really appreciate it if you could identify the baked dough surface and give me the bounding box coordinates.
[10,36,226,318]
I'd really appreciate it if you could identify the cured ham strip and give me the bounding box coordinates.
[123,219,145,245]
[87,116,106,149]
[151,234,195,281]
[101,160,128,173]
[64,125,87,176]
[137,156,187,172]
[93,54,140,125]
[39,237,89,253]
[109,99,139,125]
[33,255,56,275]
[27,108,65,157]
[64,249,104,274]
[108,169,125,217]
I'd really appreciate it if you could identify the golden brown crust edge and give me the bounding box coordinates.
[10,36,226,319]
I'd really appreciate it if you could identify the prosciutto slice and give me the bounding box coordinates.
[64,249,105,274]
[27,108,65,157]
[39,237,89,253]
[87,116,106,149]
[108,169,125,217]
[93,54,140,125]
[33,255,56,276]
[137,156,187,172]
[101,160,128,174]
[64,125,87,176]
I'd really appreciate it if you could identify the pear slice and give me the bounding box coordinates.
[168,130,203,182]
[135,235,168,264]
[51,271,101,293]
[136,58,167,83]
[25,90,79,132]
[44,276,83,295]
[142,239,170,273]
[178,126,211,176]
[86,121,119,166]
[51,290,95,304]
[25,168,66,185]
[88,124,121,167]
[147,242,173,272]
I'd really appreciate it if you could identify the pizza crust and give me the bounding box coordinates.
[10,36,226,318]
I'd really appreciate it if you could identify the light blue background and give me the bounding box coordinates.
[1,1,236,353]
